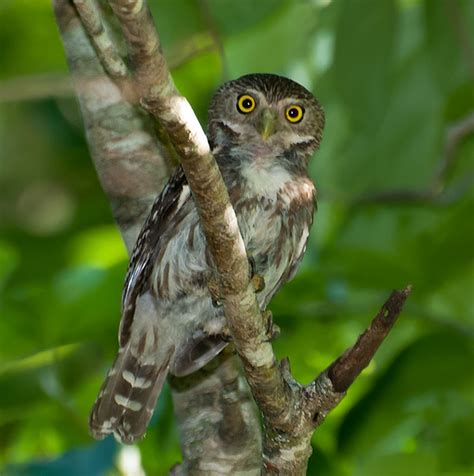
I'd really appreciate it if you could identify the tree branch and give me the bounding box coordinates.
[447,0,474,78]
[170,349,262,475]
[53,0,261,473]
[197,0,228,79]
[0,74,73,103]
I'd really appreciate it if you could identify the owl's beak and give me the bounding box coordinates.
[258,109,277,140]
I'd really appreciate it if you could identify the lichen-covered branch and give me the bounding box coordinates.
[170,348,262,475]
[107,0,292,432]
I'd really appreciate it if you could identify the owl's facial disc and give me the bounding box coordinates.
[208,74,325,159]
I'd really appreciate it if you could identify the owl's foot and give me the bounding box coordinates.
[220,326,232,342]
[249,256,265,293]
[220,313,278,344]
[207,275,223,308]
[262,310,280,342]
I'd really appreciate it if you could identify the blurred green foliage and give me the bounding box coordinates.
[0,0,473,475]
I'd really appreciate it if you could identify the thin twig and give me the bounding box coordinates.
[326,286,412,393]
[435,112,474,183]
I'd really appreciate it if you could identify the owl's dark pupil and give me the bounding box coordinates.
[242,99,252,109]
[289,108,298,117]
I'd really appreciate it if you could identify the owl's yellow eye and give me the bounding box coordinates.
[237,95,256,114]
[285,105,304,123]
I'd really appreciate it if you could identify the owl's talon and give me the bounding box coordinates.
[220,326,233,342]
[262,310,280,342]
[207,275,223,307]
[248,256,265,293]
[251,274,265,293]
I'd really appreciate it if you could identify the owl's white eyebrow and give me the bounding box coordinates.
[286,133,314,144]
[278,98,303,106]
[220,119,245,134]
[245,90,267,105]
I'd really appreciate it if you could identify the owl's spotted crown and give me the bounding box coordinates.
[230,73,316,103]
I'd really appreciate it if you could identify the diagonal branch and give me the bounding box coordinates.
[261,287,412,474]
[327,286,412,393]
[107,0,291,428]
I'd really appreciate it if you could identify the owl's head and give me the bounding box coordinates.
[208,73,325,164]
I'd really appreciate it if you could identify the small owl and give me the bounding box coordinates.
[90,73,325,443]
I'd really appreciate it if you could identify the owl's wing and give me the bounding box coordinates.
[286,200,316,283]
[119,165,188,346]
[286,190,317,284]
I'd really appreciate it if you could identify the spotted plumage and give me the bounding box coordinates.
[89,73,325,444]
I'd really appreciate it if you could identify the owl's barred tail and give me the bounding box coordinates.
[89,340,174,444]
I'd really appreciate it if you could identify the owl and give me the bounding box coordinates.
[89,73,325,443]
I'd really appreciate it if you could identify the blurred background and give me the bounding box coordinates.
[0,0,473,475]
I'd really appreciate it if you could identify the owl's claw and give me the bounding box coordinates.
[248,256,265,293]
[208,257,265,306]
[262,310,280,342]
[207,275,223,307]
[251,274,266,293]
[220,326,233,342]
[220,314,278,344]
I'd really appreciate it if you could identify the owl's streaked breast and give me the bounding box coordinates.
[231,164,315,307]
